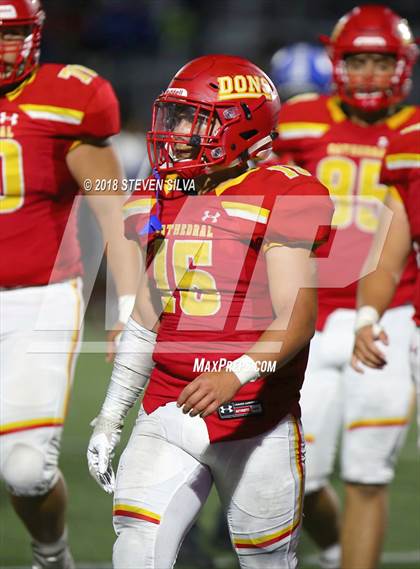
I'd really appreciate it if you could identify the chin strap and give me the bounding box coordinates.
[248,134,276,160]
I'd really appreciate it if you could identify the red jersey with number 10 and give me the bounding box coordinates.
[124,165,333,442]
[273,94,419,330]
[0,63,120,287]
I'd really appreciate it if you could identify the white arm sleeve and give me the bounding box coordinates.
[99,317,157,424]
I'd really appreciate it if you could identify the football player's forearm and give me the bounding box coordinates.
[131,268,161,333]
[246,290,317,376]
[356,192,410,318]
[255,245,317,373]
[357,268,399,318]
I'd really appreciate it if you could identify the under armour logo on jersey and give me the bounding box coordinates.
[217,399,263,420]
[219,404,234,415]
[0,112,19,126]
[202,210,221,223]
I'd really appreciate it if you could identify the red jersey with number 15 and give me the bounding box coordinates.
[124,165,333,442]
[0,63,120,287]
[381,123,420,325]
[273,94,419,330]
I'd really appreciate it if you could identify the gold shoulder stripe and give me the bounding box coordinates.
[386,106,416,130]
[326,96,346,123]
[6,69,38,101]
[215,167,259,196]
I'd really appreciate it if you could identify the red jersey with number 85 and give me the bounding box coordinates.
[273,94,420,330]
[0,63,120,287]
[124,166,333,442]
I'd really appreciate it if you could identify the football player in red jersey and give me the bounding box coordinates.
[87,54,333,568]
[0,1,138,568]
[272,5,419,569]
[352,123,420,445]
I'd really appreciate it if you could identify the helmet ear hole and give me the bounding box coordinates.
[240,130,258,140]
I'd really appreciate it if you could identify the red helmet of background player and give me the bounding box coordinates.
[0,0,45,87]
[147,54,281,178]
[320,4,419,111]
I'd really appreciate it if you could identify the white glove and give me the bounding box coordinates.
[87,415,121,494]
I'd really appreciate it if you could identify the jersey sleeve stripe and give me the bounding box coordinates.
[400,122,420,135]
[278,122,330,139]
[388,185,403,204]
[123,198,157,219]
[262,242,286,253]
[287,93,320,104]
[221,201,269,224]
[385,153,420,169]
[19,104,85,125]
[67,140,83,153]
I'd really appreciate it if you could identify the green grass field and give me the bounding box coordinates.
[1,321,419,568]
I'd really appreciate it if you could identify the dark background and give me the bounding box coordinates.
[41,0,420,128]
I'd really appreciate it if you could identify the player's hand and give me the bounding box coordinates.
[106,322,125,363]
[351,324,389,373]
[87,415,121,494]
[177,371,242,418]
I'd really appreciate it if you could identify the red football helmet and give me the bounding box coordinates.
[147,54,281,177]
[320,4,419,111]
[0,0,45,87]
